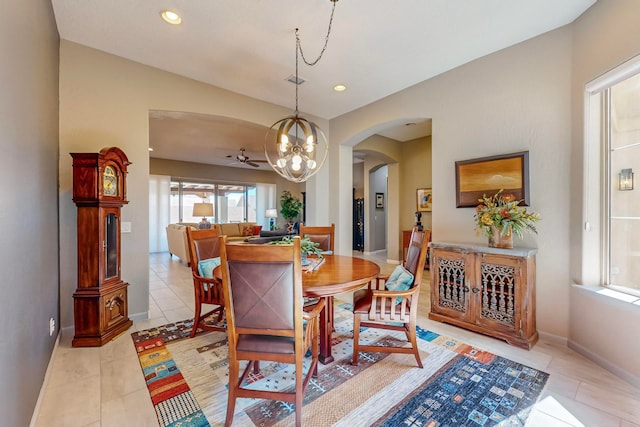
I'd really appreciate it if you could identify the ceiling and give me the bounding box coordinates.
[52,0,596,169]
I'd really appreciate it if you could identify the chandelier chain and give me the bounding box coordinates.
[293,0,338,115]
[295,0,337,67]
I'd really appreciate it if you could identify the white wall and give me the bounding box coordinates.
[332,27,573,338]
[59,41,328,328]
[569,0,640,385]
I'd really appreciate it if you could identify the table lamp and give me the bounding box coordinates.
[266,208,278,230]
[193,203,213,229]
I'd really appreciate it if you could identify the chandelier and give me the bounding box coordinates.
[265,0,338,183]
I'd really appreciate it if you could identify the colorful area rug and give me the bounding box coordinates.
[132,303,549,427]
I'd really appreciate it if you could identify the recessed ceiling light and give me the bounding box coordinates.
[160,10,182,25]
[148,147,154,152]
[333,84,347,92]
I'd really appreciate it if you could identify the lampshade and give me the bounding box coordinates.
[265,208,278,218]
[193,203,213,217]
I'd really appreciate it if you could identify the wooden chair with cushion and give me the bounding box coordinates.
[299,223,335,253]
[351,227,430,368]
[185,226,226,338]
[218,236,324,427]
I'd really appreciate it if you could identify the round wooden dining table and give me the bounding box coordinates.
[303,255,380,364]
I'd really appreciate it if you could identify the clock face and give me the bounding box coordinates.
[103,165,118,196]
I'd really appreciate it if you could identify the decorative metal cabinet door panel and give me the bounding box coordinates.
[430,248,473,323]
[429,243,537,350]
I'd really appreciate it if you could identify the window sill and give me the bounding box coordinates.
[574,284,640,308]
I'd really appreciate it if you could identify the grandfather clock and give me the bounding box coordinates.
[70,147,133,347]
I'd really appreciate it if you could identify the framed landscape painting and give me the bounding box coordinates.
[417,188,432,212]
[455,151,529,208]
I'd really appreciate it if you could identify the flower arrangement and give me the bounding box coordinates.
[474,190,540,239]
[270,235,324,258]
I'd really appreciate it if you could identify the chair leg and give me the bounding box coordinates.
[312,318,320,378]
[190,303,202,338]
[352,314,361,366]
[225,360,240,427]
[295,363,304,427]
[408,322,423,368]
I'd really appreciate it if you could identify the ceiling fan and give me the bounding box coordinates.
[226,148,268,168]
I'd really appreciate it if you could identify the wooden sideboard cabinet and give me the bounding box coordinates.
[429,242,538,349]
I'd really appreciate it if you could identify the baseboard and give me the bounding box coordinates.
[130,310,149,322]
[568,339,640,389]
[537,330,568,346]
[29,331,61,427]
[385,258,401,265]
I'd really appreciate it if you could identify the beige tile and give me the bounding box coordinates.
[544,371,580,399]
[525,409,580,427]
[547,349,636,396]
[47,345,101,389]
[132,316,170,332]
[163,306,195,323]
[536,391,623,427]
[153,295,189,311]
[36,375,101,427]
[100,330,138,362]
[575,382,640,423]
[101,387,158,427]
[101,349,148,402]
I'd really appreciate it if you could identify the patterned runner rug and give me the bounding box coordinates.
[132,302,549,427]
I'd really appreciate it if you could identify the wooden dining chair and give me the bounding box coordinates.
[185,227,226,338]
[351,227,430,368]
[219,236,325,427]
[299,223,336,330]
[299,223,335,253]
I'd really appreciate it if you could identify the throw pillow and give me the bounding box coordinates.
[253,225,263,235]
[198,257,221,278]
[241,224,255,236]
[384,265,414,304]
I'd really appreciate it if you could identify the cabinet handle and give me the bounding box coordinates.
[463,286,470,292]
[472,287,481,294]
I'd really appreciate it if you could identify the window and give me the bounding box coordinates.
[607,74,640,294]
[585,55,640,297]
[169,180,260,224]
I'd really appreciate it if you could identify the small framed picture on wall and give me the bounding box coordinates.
[376,193,384,209]
[417,188,432,212]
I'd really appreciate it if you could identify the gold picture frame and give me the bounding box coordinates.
[417,188,432,212]
[455,151,529,208]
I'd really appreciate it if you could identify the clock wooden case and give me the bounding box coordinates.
[70,147,132,347]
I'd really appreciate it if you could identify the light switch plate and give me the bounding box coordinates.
[121,221,132,233]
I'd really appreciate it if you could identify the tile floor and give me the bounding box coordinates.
[34,251,640,427]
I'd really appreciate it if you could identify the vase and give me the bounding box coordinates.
[488,225,513,249]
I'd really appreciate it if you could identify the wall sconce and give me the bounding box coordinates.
[265,208,278,230]
[619,168,634,191]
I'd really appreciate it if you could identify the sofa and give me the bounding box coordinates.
[166,222,264,264]
[166,223,197,264]
[217,222,262,242]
